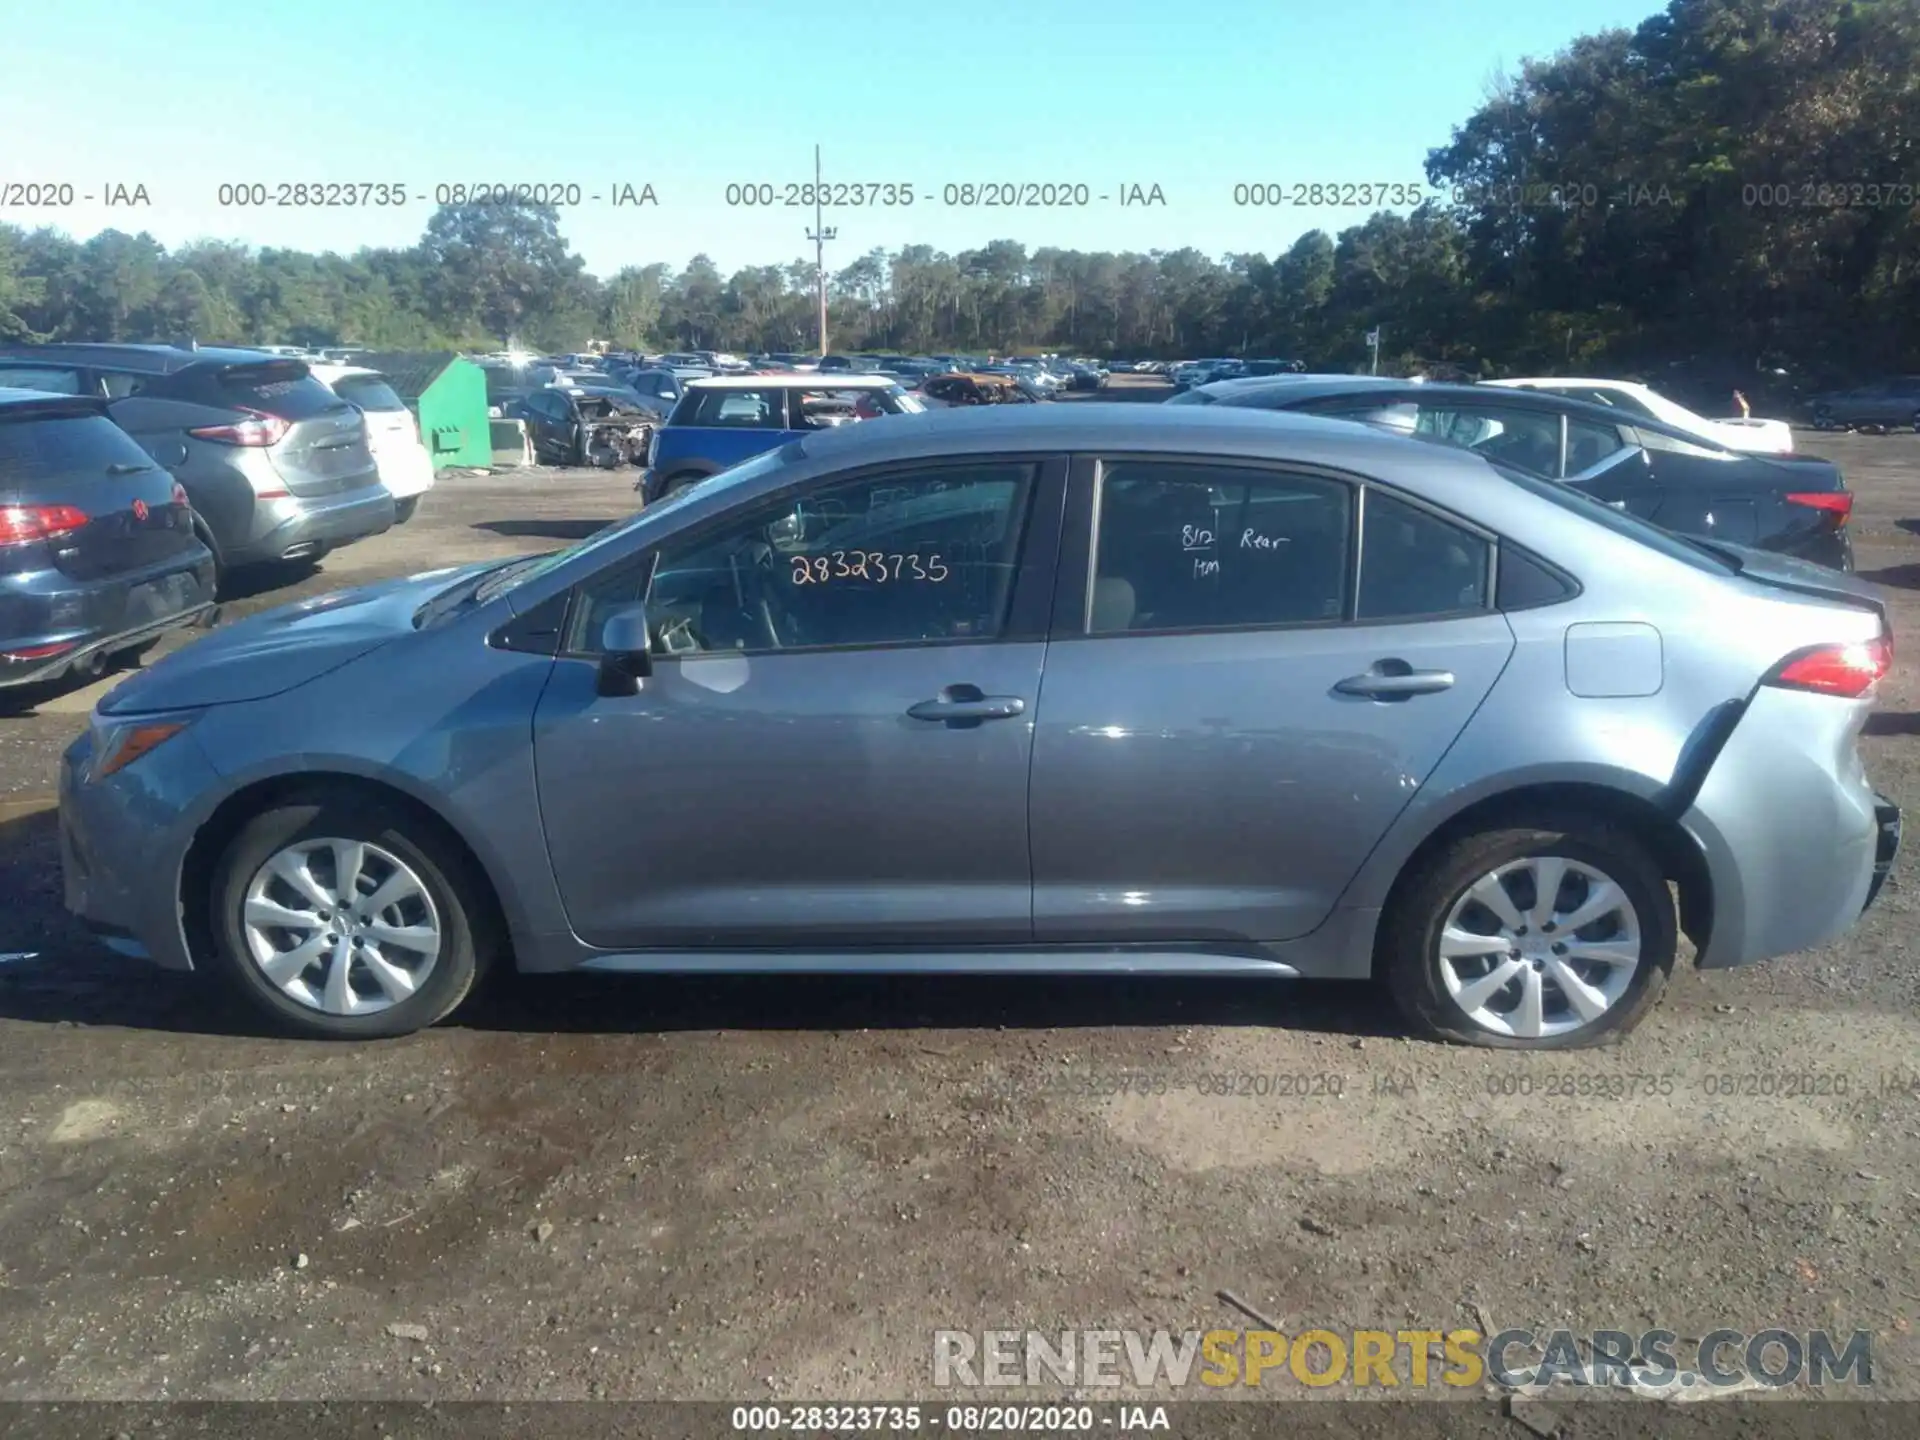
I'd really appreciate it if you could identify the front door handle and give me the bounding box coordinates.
[907,684,1027,724]
[1333,666,1456,700]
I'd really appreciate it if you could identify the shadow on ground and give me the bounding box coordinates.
[1861,562,1920,590]
[0,786,1398,1048]
[1867,712,1920,737]
[472,519,611,543]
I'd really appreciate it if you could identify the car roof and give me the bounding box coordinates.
[783,395,1509,475]
[1489,377,1646,390]
[0,343,307,375]
[686,374,899,390]
[306,363,384,382]
[1199,375,1731,449]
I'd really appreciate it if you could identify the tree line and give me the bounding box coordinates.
[0,0,1914,385]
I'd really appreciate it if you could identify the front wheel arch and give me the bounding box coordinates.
[181,773,512,977]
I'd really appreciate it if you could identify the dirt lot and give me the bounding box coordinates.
[1,390,1918,1406]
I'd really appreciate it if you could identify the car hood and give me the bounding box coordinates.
[97,562,498,715]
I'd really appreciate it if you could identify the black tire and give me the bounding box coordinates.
[1910,409,1920,435]
[206,793,495,1040]
[1377,810,1676,1050]
[194,522,226,594]
[393,496,419,524]
[663,471,705,498]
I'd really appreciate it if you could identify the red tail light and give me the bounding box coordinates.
[188,409,291,447]
[0,503,89,546]
[1785,491,1852,523]
[1766,635,1893,698]
[1,641,76,662]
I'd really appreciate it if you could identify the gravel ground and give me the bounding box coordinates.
[1,384,1918,1410]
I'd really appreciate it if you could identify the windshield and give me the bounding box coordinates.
[467,441,805,606]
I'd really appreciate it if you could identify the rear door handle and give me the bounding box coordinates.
[1333,669,1456,699]
[908,684,1026,723]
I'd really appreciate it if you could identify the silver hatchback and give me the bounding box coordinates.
[58,405,1900,1047]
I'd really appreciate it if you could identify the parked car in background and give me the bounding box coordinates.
[1172,375,1858,570]
[919,373,1039,406]
[61,403,1898,1046]
[637,375,924,503]
[604,366,687,411]
[1487,377,1795,454]
[506,386,659,468]
[0,388,216,694]
[306,365,435,523]
[1241,359,1305,378]
[0,344,394,586]
[1067,363,1110,392]
[1806,376,1920,432]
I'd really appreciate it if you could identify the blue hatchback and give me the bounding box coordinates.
[637,376,923,504]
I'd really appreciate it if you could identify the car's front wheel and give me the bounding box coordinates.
[1811,407,1836,430]
[207,793,492,1039]
[1378,812,1676,1049]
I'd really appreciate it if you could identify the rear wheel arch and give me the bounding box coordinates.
[1376,782,1714,961]
[181,772,513,974]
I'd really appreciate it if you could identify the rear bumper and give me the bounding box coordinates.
[0,553,217,690]
[372,444,436,500]
[226,485,396,566]
[1683,687,1887,968]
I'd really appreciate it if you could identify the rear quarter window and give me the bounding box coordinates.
[0,411,156,485]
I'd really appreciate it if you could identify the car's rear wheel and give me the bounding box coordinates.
[663,471,705,498]
[1811,407,1836,430]
[1378,812,1675,1049]
[207,794,492,1039]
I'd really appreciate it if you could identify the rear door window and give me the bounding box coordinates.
[1089,462,1353,633]
[330,374,407,411]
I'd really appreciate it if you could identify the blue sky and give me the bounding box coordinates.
[1,0,1658,279]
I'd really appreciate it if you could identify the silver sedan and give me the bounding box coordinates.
[59,404,1899,1046]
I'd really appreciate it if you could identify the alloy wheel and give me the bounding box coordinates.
[241,838,443,1016]
[1434,855,1642,1041]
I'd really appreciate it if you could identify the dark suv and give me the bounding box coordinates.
[0,345,395,584]
[0,388,215,693]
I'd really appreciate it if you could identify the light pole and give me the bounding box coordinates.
[806,144,837,356]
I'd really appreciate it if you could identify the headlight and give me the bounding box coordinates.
[89,714,198,780]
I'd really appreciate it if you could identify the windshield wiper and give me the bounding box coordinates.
[412,556,543,628]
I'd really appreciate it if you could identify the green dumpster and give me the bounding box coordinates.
[342,352,492,470]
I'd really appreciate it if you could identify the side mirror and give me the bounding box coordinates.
[595,603,653,696]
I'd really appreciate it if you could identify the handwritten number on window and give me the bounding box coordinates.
[790,552,949,585]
